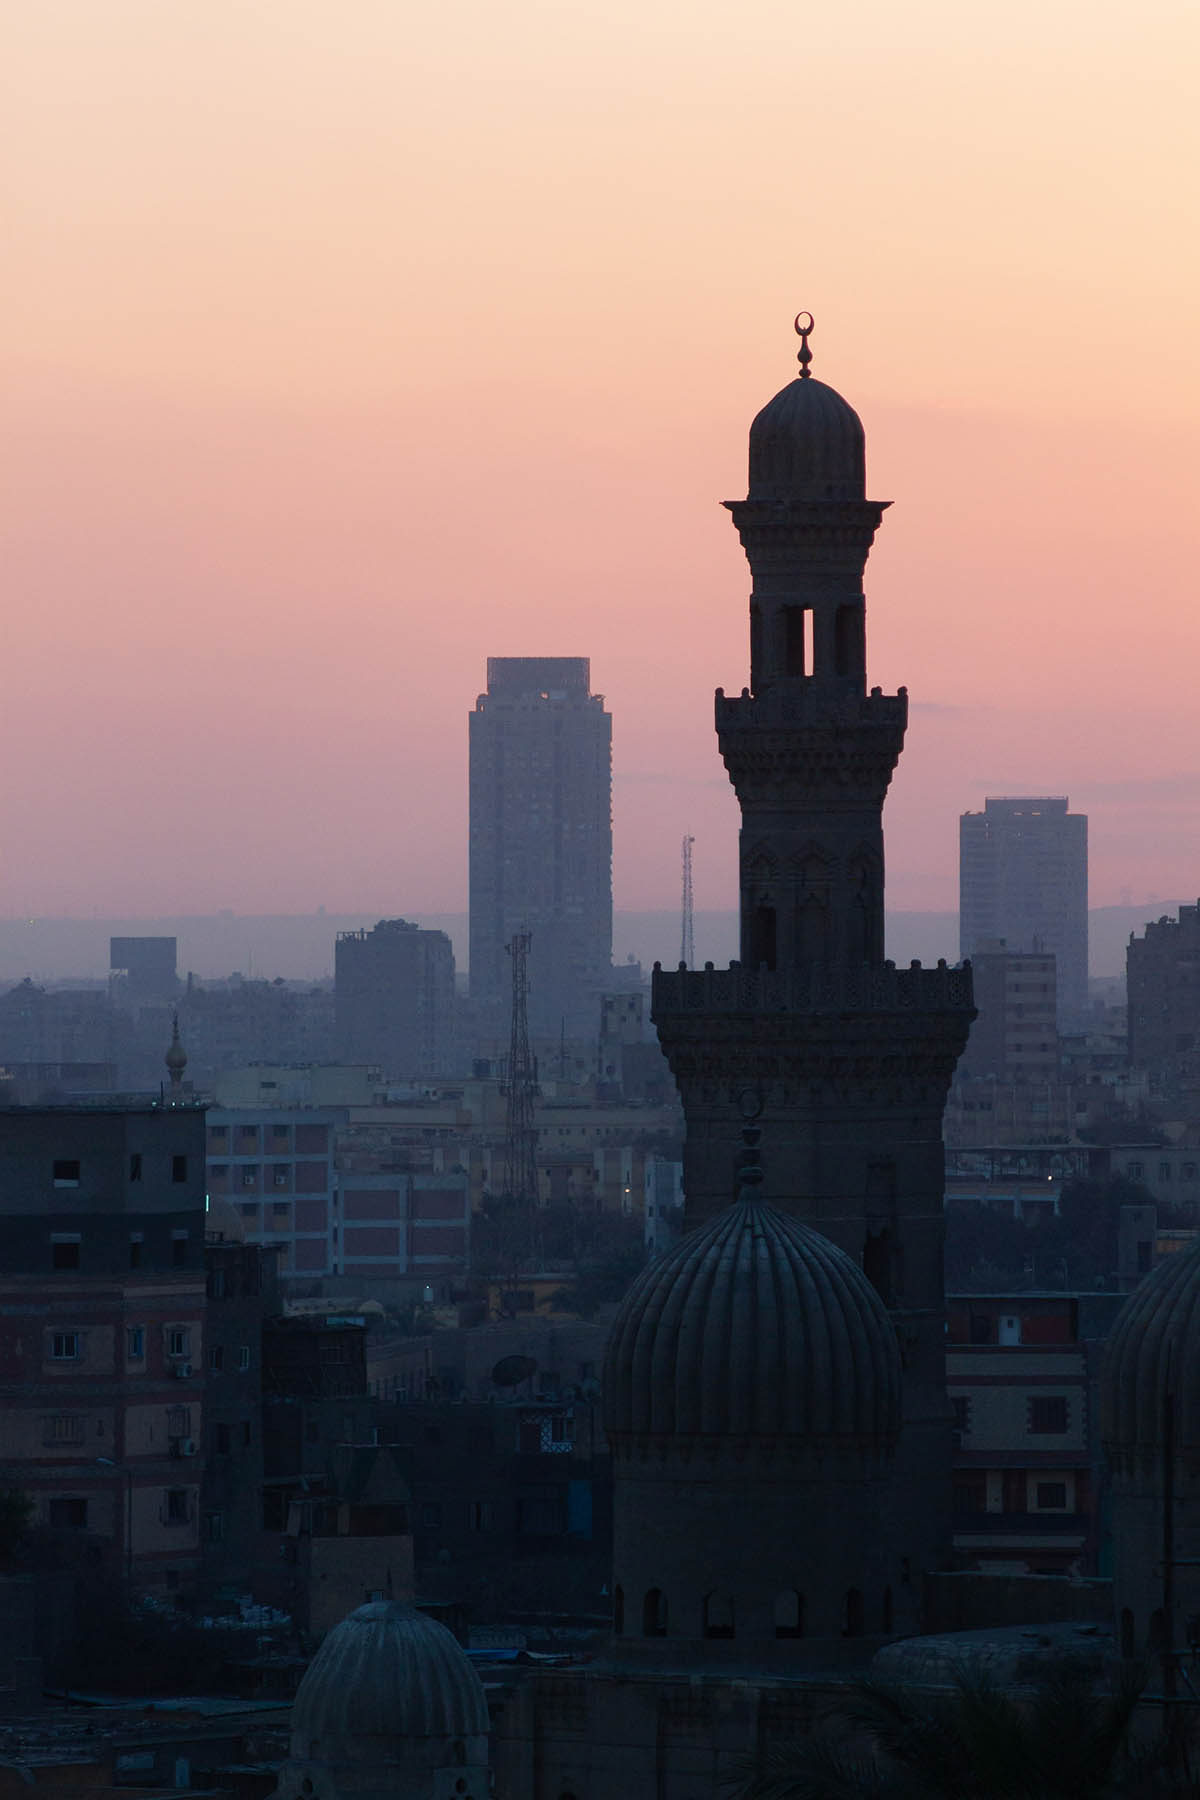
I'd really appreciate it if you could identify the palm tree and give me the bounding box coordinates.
[726,1661,1185,1800]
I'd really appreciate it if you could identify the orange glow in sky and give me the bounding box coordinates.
[2,0,1198,921]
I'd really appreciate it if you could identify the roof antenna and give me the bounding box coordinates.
[794,310,814,379]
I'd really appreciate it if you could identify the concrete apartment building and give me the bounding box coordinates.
[960,797,1088,1026]
[468,657,612,1044]
[334,918,456,1078]
[957,940,1059,1084]
[947,1290,1123,1575]
[1127,899,1200,1076]
[205,1107,343,1280]
[0,1105,208,1596]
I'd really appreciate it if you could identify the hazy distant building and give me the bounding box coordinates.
[959,797,1088,1025]
[335,919,455,1076]
[110,936,178,1005]
[1127,899,1200,1075]
[468,657,612,1041]
[957,939,1058,1084]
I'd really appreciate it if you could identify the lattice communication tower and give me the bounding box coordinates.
[680,835,695,968]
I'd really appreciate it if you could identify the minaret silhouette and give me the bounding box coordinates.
[651,317,976,1628]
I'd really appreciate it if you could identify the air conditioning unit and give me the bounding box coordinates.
[179,1438,197,1457]
[173,1362,193,1379]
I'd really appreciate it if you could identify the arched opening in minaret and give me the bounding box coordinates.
[844,1588,865,1638]
[774,1589,805,1639]
[702,1591,735,1639]
[751,906,777,971]
[613,1585,624,1635]
[642,1587,668,1637]
[835,604,864,679]
[864,1227,893,1305]
[782,606,811,678]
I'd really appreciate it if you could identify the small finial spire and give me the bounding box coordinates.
[736,1125,764,1202]
[794,310,814,379]
[165,1011,188,1092]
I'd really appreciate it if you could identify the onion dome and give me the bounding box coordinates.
[747,315,866,504]
[603,1199,901,1447]
[1101,1238,1200,1468]
[289,1601,489,1756]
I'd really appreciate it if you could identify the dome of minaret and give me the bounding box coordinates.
[603,1195,901,1448]
[746,314,867,503]
[165,1015,187,1084]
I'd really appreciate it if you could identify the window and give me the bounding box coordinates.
[1029,1396,1069,1434]
[469,1500,492,1531]
[167,1328,190,1359]
[45,1415,83,1445]
[1129,1162,1144,1179]
[215,1423,231,1456]
[127,1326,145,1360]
[241,1169,257,1189]
[52,1160,80,1188]
[206,1512,224,1542]
[774,1589,804,1639]
[172,1156,188,1184]
[1160,1162,1172,1182]
[129,1154,143,1182]
[1185,1164,1198,1182]
[642,1588,667,1637]
[48,1496,88,1530]
[164,1489,189,1525]
[51,1332,80,1360]
[51,1237,81,1271]
[421,1502,443,1529]
[238,1345,251,1372]
[208,1126,228,1146]
[171,1231,188,1267]
[1036,1482,1069,1510]
[167,1406,191,1438]
[240,1203,257,1218]
[129,1233,143,1270]
[207,1268,226,1299]
[210,1345,224,1373]
[273,1165,289,1188]
[702,1592,735,1640]
[952,1396,971,1437]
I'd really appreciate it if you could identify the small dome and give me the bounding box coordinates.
[290,1602,488,1755]
[603,1201,900,1445]
[1102,1239,1200,1464]
[165,1016,187,1075]
[748,376,866,503]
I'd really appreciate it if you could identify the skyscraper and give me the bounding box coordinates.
[959,796,1088,1025]
[468,657,612,1043]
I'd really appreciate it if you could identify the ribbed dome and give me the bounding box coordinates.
[747,376,866,504]
[603,1201,901,1445]
[290,1602,488,1754]
[1102,1239,1200,1463]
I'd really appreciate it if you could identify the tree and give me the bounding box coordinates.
[726,1662,1183,1800]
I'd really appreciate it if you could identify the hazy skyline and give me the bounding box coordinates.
[4,1,1198,919]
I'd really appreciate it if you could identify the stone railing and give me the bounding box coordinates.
[651,959,974,1016]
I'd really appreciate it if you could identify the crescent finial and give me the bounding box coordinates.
[794,311,814,379]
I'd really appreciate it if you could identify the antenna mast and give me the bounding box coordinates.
[502,929,539,1203]
[680,835,695,967]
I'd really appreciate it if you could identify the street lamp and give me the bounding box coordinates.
[96,1458,133,1588]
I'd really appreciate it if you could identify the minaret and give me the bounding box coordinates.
[165,1013,188,1101]
[651,318,975,1624]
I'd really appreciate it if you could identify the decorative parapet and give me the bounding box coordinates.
[651,958,973,1019]
[715,684,907,734]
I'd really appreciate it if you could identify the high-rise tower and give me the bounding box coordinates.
[469,657,612,1043]
[651,319,975,1624]
[959,796,1088,1026]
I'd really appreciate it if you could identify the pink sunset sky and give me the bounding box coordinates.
[3,0,1198,921]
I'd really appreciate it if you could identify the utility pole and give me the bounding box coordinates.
[502,930,539,1204]
[680,835,695,968]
